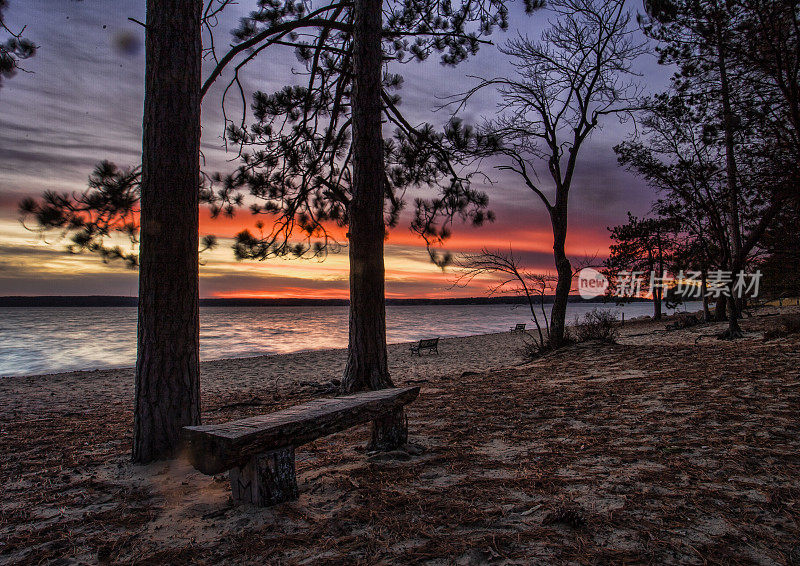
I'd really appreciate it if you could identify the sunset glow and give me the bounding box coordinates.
[0,0,642,300]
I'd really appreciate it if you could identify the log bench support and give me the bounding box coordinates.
[369,406,407,451]
[183,387,420,507]
[229,446,299,506]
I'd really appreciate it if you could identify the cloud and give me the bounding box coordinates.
[0,0,666,298]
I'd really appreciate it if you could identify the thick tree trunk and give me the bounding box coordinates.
[133,0,202,463]
[343,0,405,449]
[702,295,711,321]
[725,293,742,334]
[549,211,572,347]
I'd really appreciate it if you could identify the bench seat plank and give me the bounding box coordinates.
[184,386,420,475]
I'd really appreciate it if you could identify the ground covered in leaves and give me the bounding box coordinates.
[2,310,799,564]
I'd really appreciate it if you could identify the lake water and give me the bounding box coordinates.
[0,302,700,377]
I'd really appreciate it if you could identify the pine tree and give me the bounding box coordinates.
[642,0,795,335]
[20,0,539,450]
[605,214,678,320]
[133,0,204,463]
[0,0,36,88]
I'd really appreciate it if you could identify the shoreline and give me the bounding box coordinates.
[0,308,719,419]
[0,330,537,415]
[1,308,694,381]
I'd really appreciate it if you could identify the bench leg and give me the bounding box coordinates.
[229,447,299,507]
[369,406,408,451]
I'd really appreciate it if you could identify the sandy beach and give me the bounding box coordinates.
[2,307,799,564]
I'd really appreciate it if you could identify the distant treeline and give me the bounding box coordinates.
[0,295,645,308]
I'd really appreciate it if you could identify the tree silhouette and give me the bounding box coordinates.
[214,0,541,408]
[454,247,554,349]
[18,0,540,450]
[605,213,677,320]
[451,0,645,347]
[642,0,795,334]
[22,0,529,266]
[215,0,543,266]
[19,162,217,268]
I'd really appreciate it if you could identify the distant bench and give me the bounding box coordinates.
[183,387,420,507]
[510,323,526,334]
[410,337,439,356]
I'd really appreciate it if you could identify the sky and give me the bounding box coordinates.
[0,0,671,299]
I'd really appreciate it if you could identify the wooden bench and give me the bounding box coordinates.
[510,323,526,334]
[409,337,439,355]
[183,386,420,507]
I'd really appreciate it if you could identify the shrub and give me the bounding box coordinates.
[518,332,582,359]
[573,309,620,343]
[674,313,701,329]
[518,338,547,359]
[764,314,800,340]
[783,314,800,334]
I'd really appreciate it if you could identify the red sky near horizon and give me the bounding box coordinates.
[192,203,612,300]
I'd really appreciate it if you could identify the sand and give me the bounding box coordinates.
[2,307,799,564]
[0,329,533,416]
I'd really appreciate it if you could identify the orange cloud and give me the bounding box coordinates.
[202,208,609,259]
[213,287,351,299]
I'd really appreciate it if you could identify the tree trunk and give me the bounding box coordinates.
[133,0,202,463]
[715,295,727,321]
[701,268,711,322]
[549,210,572,347]
[716,25,743,337]
[725,294,741,334]
[653,288,662,320]
[343,0,405,449]
[653,233,663,320]
[523,287,545,348]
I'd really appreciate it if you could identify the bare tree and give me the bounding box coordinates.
[614,93,731,321]
[451,0,646,347]
[454,247,556,349]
